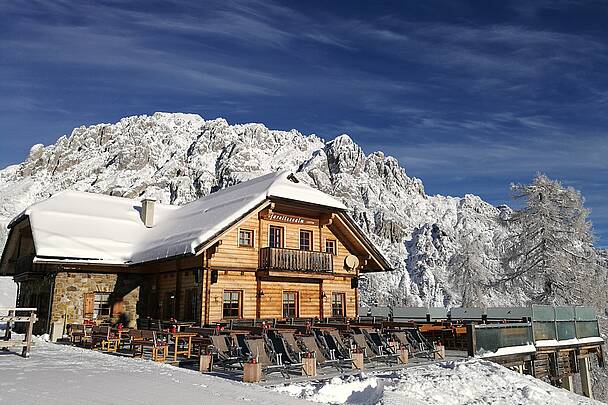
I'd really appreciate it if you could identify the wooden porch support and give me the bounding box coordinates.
[578,356,593,399]
[562,375,574,392]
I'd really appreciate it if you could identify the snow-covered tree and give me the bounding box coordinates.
[448,232,492,307]
[502,174,596,304]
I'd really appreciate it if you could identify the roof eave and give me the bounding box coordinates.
[337,212,393,272]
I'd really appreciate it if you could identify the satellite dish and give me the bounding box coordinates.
[344,255,360,271]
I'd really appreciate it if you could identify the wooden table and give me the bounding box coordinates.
[168,332,197,361]
[175,323,194,332]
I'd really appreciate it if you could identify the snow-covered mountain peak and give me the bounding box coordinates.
[0,112,512,306]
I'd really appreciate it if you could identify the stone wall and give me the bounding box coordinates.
[51,272,141,328]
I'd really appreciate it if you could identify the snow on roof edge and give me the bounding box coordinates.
[7,171,368,266]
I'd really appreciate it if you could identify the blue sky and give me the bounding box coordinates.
[1,0,607,246]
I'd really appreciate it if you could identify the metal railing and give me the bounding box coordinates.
[259,247,333,273]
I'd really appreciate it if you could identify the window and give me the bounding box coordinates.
[282,291,298,318]
[299,230,312,251]
[162,291,176,320]
[223,290,242,318]
[325,239,337,255]
[184,288,197,321]
[331,293,346,317]
[269,226,284,248]
[239,229,254,247]
[93,292,111,318]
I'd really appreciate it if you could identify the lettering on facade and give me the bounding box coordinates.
[261,212,319,226]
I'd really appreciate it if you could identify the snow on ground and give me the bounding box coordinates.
[0,339,599,405]
[0,339,308,405]
[0,276,17,308]
[276,359,600,405]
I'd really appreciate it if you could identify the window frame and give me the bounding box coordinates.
[93,292,111,318]
[282,291,299,318]
[269,225,285,248]
[331,292,346,317]
[184,288,197,321]
[222,290,242,319]
[299,230,313,251]
[238,228,254,248]
[325,239,337,255]
[162,291,176,320]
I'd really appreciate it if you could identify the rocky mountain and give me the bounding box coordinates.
[0,112,516,307]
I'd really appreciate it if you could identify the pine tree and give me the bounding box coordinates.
[448,232,491,307]
[502,174,596,304]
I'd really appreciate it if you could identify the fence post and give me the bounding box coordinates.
[22,310,36,358]
[5,309,14,341]
[466,323,477,357]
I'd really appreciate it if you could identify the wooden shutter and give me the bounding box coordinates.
[111,299,124,317]
[83,293,94,319]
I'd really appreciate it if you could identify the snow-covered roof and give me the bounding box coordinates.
[11,171,348,265]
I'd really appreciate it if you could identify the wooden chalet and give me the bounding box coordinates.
[0,172,391,334]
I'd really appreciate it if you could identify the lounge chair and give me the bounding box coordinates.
[245,338,288,378]
[352,333,395,365]
[300,336,343,372]
[395,328,434,358]
[268,333,303,372]
[280,331,305,361]
[209,335,243,369]
[323,329,353,361]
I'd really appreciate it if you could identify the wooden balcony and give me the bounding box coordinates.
[259,247,333,274]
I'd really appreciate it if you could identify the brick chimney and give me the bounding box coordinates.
[140,198,156,227]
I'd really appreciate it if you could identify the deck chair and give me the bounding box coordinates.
[400,328,434,358]
[268,335,302,366]
[281,331,305,361]
[234,333,251,357]
[393,331,413,349]
[324,330,353,360]
[352,333,394,365]
[300,336,343,372]
[245,338,288,377]
[365,330,399,362]
[209,335,243,369]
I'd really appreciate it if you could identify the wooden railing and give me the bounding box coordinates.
[259,247,333,273]
[0,308,37,357]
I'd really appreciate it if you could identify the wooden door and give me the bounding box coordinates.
[83,293,94,319]
[269,226,284,248]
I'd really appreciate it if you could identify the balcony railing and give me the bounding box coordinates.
[259,247,333,273]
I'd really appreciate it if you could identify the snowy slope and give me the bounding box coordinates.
[276,360,599,404]
[0,113,512,306]
[0,277,16,308]
[0,340,597,405]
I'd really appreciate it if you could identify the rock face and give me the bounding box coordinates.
[0,112,515,307]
